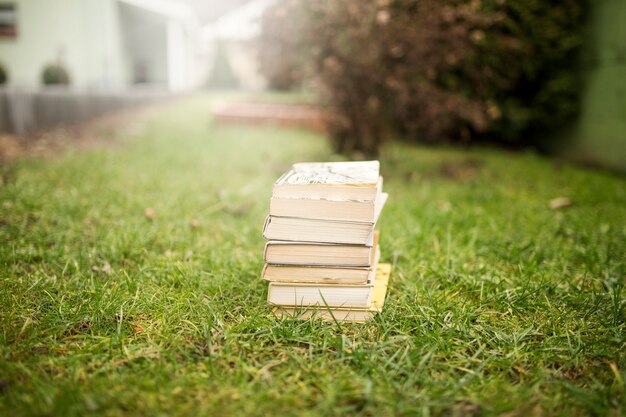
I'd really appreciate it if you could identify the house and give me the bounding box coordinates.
[203,0,275,90]
[0,0,202,91]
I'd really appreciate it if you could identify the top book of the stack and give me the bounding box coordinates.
[273,160,381,202]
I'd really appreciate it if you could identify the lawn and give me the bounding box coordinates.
[0,95,624,417]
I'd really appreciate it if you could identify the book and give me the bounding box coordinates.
[267,281,373,308]
[263,216,370,245]
[273,263,391,322]
[272,161,380,201]
[266,253,381,308]
[262,193,387,245]
[269,185,386,222]
[262,159,390,320]
[264,232,379,266]
[262,245,380,284]
[265,241,372,266]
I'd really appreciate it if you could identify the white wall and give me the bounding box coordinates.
[0,0,126,90]
[0,0,200,91]
[119,2,169,87]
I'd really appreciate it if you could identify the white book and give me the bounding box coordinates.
[263,217,373,245]
[273,263,392,322]
[264,231,378,266]
[263,193,387,245]
[269,184,385,222]
[267,282,374,308]
[273,161,380,201]
[263,246,380,284]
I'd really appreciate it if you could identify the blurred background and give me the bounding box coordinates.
[0,0,624,171]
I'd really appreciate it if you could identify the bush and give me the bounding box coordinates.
[41,63,71,85]
[483,0,588,146]
[258,5,305,90]
[0,63,7,85]
[259,0,588,156]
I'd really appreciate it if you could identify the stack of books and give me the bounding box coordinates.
[262,160,390,322]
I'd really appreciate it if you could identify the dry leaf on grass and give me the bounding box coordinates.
[92,261,113,275]
[548,197,572,210]
[144,207,155,220]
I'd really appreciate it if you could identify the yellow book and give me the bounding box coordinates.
[273,263,391,323]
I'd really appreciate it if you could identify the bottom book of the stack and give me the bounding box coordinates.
[272,263,391,323]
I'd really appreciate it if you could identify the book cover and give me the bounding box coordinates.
[275,160,379,187]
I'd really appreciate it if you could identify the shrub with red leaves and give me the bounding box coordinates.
[259,0,587,157]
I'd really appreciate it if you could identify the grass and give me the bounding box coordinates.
[0,94,624,417]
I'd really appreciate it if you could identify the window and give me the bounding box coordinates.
[0,3,17,38]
